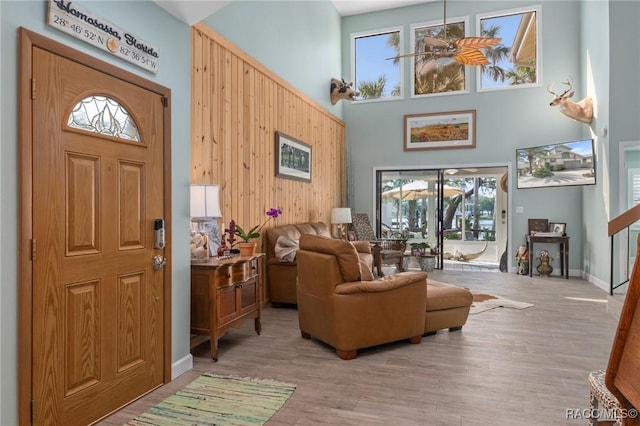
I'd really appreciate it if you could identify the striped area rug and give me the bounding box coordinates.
[126,373,296,426]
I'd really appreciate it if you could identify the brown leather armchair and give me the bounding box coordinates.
[296,234,427,360]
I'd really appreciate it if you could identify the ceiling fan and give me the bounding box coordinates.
[387,0,501,71]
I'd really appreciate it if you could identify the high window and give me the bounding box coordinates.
[477,5,541,91]
[351,27,403,102]
[410,17,469,97]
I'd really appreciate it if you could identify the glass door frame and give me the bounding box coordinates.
[373,164,511,271]
[375,169,445,269]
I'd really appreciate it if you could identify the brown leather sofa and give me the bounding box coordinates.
[296,234,427,360]
[265,222,374,306]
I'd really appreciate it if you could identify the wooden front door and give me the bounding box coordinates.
[23,31,170,425]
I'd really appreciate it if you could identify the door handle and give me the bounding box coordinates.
[152,255,166,271]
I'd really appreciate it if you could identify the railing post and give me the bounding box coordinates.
[611,235,614,296]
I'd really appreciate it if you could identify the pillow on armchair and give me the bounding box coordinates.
[359,259,374,281]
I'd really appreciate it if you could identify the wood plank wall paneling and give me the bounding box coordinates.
[191,24,346,251]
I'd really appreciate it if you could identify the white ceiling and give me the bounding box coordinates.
[153,0,433,26]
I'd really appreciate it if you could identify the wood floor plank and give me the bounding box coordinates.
[97,270,618,425]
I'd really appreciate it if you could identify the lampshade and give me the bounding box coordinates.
[331,208,352,224]
[190,184,222,219]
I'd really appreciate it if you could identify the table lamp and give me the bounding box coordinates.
[331,207,352,240]
[190,184,222,261]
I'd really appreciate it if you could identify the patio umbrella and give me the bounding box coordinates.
[382,180,462,201]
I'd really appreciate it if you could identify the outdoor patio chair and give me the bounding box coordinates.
[350,213,406,277]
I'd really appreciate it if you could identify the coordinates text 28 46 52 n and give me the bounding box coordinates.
[47,0,159,73]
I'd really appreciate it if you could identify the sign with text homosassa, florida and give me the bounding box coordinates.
[47,0,159,73]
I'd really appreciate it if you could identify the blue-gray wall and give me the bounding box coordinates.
[204,0,639,287]
[0,2,191,424]
[341,0,592,275]
[580,0,610,283]
[609,0,640,213]
[1,0,638,424]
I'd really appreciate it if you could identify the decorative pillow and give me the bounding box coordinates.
[359,259,375,281]
[275,235,299,262]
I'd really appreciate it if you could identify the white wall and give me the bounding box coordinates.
[0,2,192,424]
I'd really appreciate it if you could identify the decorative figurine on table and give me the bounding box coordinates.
[515,244,529,275]
[536,250,554,277]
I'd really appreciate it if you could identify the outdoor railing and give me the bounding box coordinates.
[443,228,496,241]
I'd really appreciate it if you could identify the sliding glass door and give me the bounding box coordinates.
[376,166,508,270]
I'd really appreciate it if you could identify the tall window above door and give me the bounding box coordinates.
[410,17,469,97]
[351,27,403,102]
[476,5,541,91]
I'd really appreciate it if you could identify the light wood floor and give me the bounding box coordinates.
[98,270,619,426]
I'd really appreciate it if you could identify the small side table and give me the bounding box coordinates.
[526,234,569,279]
[190,253,265,360]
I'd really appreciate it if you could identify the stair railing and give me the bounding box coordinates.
[609,204,640,295]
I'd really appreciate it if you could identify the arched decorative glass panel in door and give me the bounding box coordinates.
[67,95,141,142]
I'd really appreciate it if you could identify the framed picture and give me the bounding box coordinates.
[528,218,548,235]
[275,131,311,183]
[347,231,356,242]
[403,110,476,151]
[516,138,595,189]
[549,222,567,235]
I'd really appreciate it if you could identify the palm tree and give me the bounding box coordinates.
[518,147,548,175]
[386,32,400,67]
[480,24,510,83]
[413,22,466,95]
[358,75,387,99]
[506,61,537,85]
[415,63,464,94]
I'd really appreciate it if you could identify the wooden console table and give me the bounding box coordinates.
[190,253,265,360]
[526,235,569,279]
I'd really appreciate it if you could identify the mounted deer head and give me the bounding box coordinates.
[547,79,593,124]
[330,78,359,105]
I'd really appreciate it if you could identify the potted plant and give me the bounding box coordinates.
[233,207,282,256]
[410,242,431,256]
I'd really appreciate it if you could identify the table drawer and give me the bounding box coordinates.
[213,266,232,287]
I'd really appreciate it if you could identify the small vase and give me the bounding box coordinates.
[537,256,553,277]
[238,242,257,257]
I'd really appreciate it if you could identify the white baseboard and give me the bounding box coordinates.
[171,353,193,380]
[581,270,610,293]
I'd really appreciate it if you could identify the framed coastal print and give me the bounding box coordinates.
[404,110,476,151]
[275,131,311,183]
